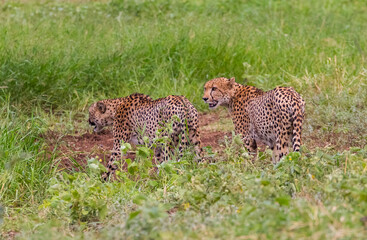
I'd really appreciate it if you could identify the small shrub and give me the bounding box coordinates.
[40,158,109,223]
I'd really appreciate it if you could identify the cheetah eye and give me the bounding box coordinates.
[212,87,217,91]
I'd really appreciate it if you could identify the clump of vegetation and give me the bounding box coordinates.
[1,0,367,238]
[14,137,367,239]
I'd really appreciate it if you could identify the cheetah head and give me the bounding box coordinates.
[88,101,115,133]
[202,77,236,109]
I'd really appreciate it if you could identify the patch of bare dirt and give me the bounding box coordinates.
[44,112,232,170]
[44,129,135,171]
[304,130,365,151]
[201,131,231,150]
[198,111,224,128]
[43,111,364,171]
[44,130,108,171]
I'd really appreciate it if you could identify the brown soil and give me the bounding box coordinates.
[44,112,232,171]
[198,111,232,149]
[44,129,113,171]
[303,130,365,151]
[43,111,364,171]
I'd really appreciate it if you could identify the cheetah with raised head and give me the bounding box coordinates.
[88,93,202,180]
[202,77,305,162]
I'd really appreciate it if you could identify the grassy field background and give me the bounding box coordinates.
[1,0,367,239]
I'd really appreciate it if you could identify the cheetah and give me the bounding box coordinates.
[202,77,305,162]
[88,95,152,133]
[89,93,202,180]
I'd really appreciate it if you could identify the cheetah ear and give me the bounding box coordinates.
[97,102,106,113]
[227,77,236,88]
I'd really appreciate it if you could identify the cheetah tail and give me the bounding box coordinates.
[291,95,305,152]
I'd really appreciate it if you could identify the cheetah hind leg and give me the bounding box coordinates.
[178,127,203,162]
[191,129,203,160]
[272,136,290,163]
[175,132,189,162]
[187,127,203,161]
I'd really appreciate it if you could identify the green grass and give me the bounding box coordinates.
[1,0,367,239]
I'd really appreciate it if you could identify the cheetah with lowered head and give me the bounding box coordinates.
[88,93,202,180]
[88,95,152,133]
[202,77,305,162]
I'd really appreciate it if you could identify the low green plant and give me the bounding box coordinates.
[125,200,170,239]
[40,158,109,223]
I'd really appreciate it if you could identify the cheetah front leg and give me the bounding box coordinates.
[102,120,132,181]
[243,136,258,161]
[154,146,170,163]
